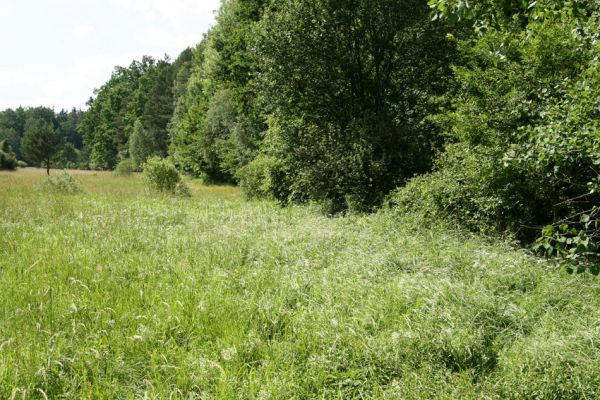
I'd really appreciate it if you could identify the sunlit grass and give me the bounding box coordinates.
[0,171,598,399]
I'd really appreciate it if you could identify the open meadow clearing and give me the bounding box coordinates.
[0,169,599,399]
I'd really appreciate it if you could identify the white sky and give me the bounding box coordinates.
[0,0,221,111]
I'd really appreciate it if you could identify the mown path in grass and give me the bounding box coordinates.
[0,171,598,399]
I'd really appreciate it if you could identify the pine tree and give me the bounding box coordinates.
[22,119,62,175]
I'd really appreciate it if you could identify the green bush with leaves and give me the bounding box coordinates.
[238,155,281,200]
[404,0,600,267]
[113,159,135,176]
[173,181,192,197]
[46,171,83,194]
[143,156,190,196]
[388,144,549,236]
[534,213,599,275]
[0,139,17,170]
[510,54,600,268]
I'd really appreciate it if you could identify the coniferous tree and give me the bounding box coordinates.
[22,119,62,175]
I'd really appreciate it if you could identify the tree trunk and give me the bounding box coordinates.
[46,160,50,176]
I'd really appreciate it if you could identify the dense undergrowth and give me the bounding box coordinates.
[0,172,598,399]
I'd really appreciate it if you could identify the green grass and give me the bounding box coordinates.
[0,170,598,399]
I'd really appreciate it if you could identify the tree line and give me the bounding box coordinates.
[0,107,83,173]
[1,0,598,262]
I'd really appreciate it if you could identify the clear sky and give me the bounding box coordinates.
[0,0,221,111]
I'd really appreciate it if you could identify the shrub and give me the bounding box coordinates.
[238,154,294,203]
[418,2,600,270]
[114,159,135,176]
[510,60,600,269]
[0,152,17,170]
[0,140,17,170]
[143,157,188,196]
[46,171,83,194]
[388,144,548,237]
[17,160,28,168]
[238,155,278,200]
[174,181,192,197]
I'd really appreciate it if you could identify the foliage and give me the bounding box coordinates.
[78,58,152,170]
[0,106,83,166]
[254,0,456,212]
[0,107,27,159]
[56,108,84,149]
[169,0,267,183]
[113,159,135,176]
[78,55,180,170]
[139,58,175,158]
[173,180,192,197]
[0,139,17,170]
[534,212,600,274]
[56,142,82,169]
[405,0,600,265]
[168,41,209,177]
[143,156,185,194]
[21,119,63,174]
[0,127,20,160]
[129,120,155,170]
[238,154,284,200]
[45,171,83,193]
[511,52,600,265]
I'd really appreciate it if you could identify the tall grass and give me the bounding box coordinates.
[0,170,598,399]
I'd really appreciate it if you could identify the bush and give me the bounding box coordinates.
[46,171,83,194]
[238,155,279,200]
[388,144,551,238]
[0,140,17,170]
[510,60,600,269]
[174,181,192,197]
[143,157,189,196]
[0,152,17,170]
[114,159,135,176]
[17,160,28,168]
[418,2,600,270]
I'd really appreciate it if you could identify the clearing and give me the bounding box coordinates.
[0,170,598,399]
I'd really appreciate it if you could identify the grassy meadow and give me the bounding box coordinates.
[0,169,598,399]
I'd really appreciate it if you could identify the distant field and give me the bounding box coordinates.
[1,168,114,176]
[0,172,598,399]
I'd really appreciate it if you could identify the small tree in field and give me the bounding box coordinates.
[143,156,190,196]
[22,120,62,175]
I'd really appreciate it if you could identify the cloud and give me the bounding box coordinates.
[109,0,220,60]
[135,27,201,55]
[0,70,43,87]
[0,53,141,110]
[0,0,220,110]
[72,23,96,41]
[110,0,219,26]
